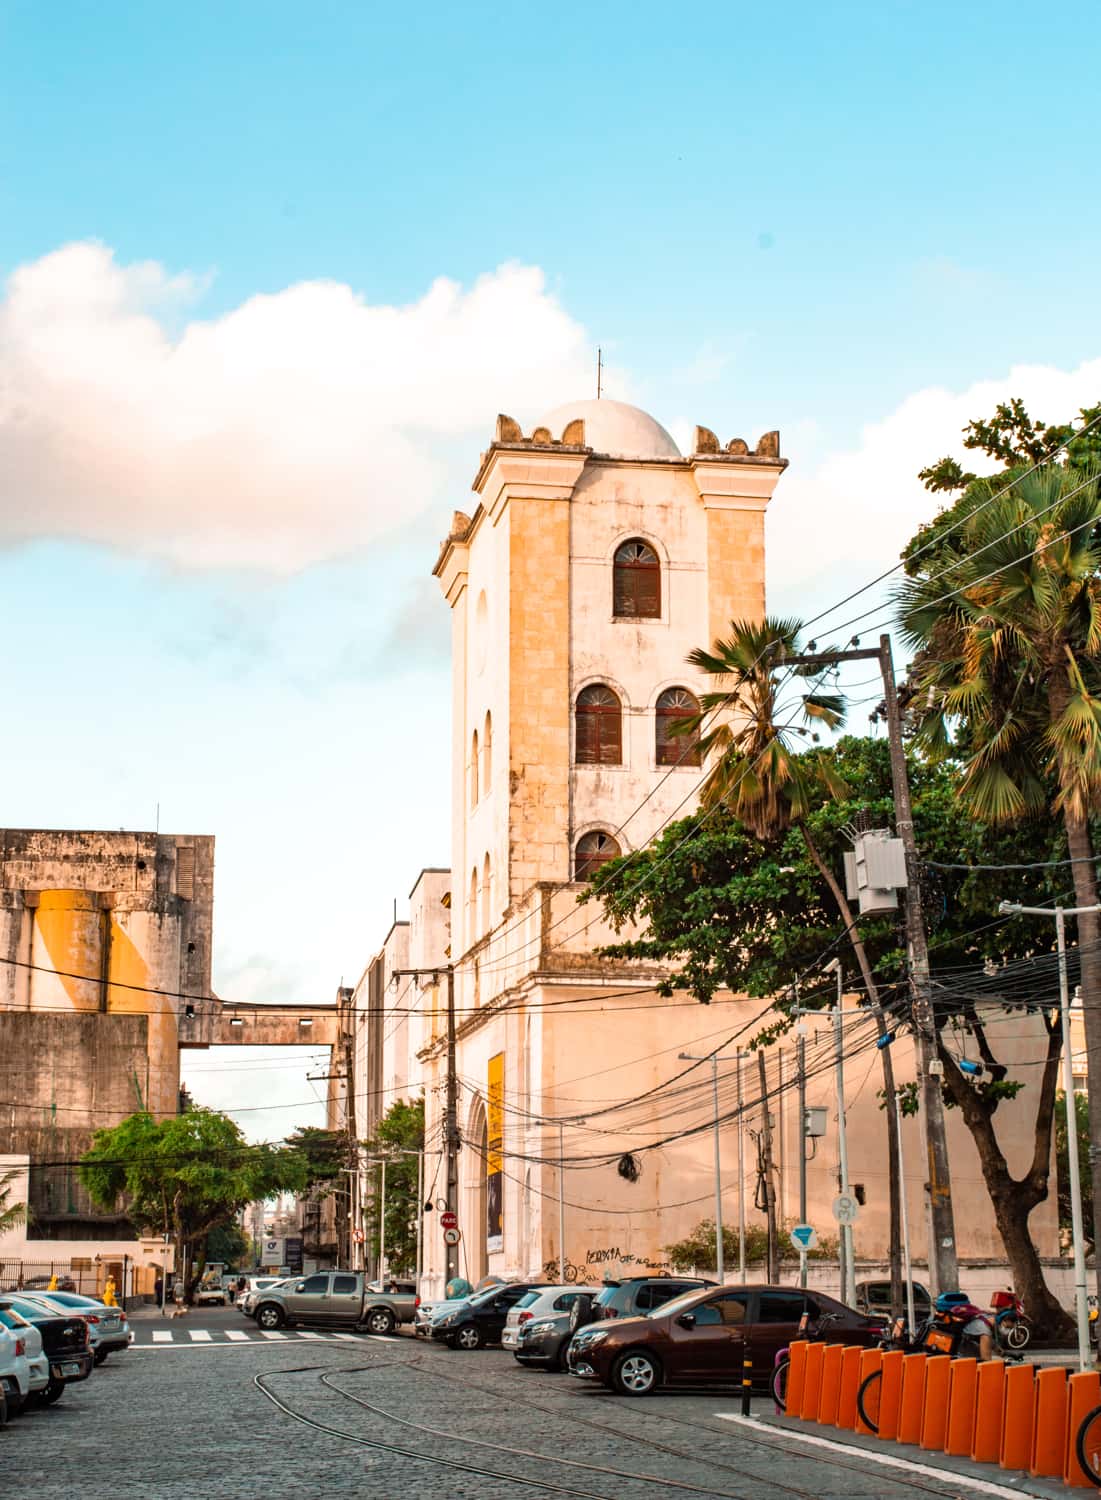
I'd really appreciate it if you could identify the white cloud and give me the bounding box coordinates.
[769,356,1101,612]
[0,243,595,570]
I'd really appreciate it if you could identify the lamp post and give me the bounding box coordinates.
[999,899,1097,1372]
[680,1050,725,1284]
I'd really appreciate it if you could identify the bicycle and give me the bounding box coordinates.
[771,1310,844,1412]
[1076,1403,1101,1488]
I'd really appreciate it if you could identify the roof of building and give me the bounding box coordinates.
[540,398,681,460]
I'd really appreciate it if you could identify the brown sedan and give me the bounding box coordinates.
[566,1283,883,1397]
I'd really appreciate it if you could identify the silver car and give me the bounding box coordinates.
[0,1305,49,1411]
[240,1277,289,1316]
[18,1292,129,1364]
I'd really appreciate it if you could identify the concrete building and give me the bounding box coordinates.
[340,398,1060,1297]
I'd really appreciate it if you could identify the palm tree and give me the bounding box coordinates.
[896,462,1101,1318]
[0,1169,28,1234]
[685,617,904,1312]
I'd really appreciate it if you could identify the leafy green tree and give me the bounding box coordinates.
[205,1220,250,1270]
[284,1126,345,1188]
[1055,1090,1094,1252]
[663,1218,838,1272]
[0,1169,27,1235]
[915,397,1101,496]
[79,1109,307,1294]
[362,1098,424,1277]
[591,736,1075,1334]
[896,459,1101,1325]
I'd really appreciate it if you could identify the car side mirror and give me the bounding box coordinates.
[676,1312,696,1329]
[295,1282,306,1293]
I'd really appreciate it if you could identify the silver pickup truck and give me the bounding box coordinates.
[252,1272,416,1335]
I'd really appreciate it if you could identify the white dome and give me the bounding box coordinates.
[541,398,681,459]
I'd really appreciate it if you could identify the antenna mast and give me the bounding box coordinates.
[596,346,603,399]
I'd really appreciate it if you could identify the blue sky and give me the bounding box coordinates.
[2,0,1100,1137]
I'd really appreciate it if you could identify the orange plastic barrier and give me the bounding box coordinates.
[971,1359,1006,1464]
[817,1343,844,1426]
[920,1356,952,1451]
[854,1347,883,1437]
[877,1349,905,1442]
[785,1340,808,1417]
[944,1357,978,1457]
[1063,1369,1101,1489]
[799,1341,826,1421]
[1029,1366,1068,1478]
[998,1361,1034,1472]
[896,1353,928,1445]
[837,1345,864,1430]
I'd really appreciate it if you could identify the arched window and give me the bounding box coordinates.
[483,711,492,792]
[481,853,492,934]
[656,687,702,767]
[575,683,622,765]
[469,867,479,939]
[470,729,479,807]
[574,830,621,881]
[613,538,661,619]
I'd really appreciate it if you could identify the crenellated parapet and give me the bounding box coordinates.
[692,426,782,460]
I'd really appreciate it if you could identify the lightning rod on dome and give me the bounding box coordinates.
[596,346,602,400]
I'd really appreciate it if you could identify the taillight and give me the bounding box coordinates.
[518,1311,532,1323]
[414,1296,420,1308]
[603,1308,617,1318]
[84,1315,101,1324]
[15,1338,25,1357]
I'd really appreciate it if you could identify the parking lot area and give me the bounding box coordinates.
[5,1307,1054,1500]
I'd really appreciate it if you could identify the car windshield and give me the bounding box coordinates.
[594,1286,620,1306]
[515,1292,541,1309]
[469,1284,507,1306]
[648,1288,706,1320]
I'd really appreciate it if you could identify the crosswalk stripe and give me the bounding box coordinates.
[152,1331,172,1343]
[225,1330,250,1341]
[296,1331,325,1339]
[332,1333,359,1340]
[260,1330,288,1339]
[189,1330,213,1342]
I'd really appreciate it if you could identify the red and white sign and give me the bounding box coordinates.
[440,1211,458,1231]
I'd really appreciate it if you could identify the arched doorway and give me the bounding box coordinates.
[465,1096,488,1282]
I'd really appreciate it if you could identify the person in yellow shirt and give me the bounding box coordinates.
[47,1274,58,1291]
[102,1276,117,1307]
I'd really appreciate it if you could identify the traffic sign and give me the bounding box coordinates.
[790,1223,818,1252]
[443,1226,462,1246]
[832,1193,860,1226]
[440,1211,458,1231]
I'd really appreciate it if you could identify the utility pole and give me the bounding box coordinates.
[878,633,958,1298]
[391,965,459,1283]
[757,1050,779,1282]
[681,1051,725,1283]
[558,1123,566,1284]
[796,1027,807,1289]
[1000,900,1097,1371]
[823,958,856,1307]
[894,1092,917,1335]
[736,1051,746,1283]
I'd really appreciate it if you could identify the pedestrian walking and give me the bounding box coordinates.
[154,1276,163,1308]
[170,1280,188,1319]
[102,1275,117,1307]
[47,1273,58,1291]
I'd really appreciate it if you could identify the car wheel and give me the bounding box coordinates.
[94,1349,109,1366]
[456,1325,484,1351]
[611,1350,660,1397]
[0,1385,7,1427]
[365,1308,396,1336]
[36,1380,65,1407]
[255,1303,286,1331]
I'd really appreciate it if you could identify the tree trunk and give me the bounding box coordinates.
[800,823,903,1315]
[1062,811,1101,1305]
[939,1038,1071,1338]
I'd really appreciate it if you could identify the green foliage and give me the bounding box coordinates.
[915,398,1101,498]
[878,1081,919,1117]
[591,735,1068,1012]
[663,1218,838,1272]
[283,1126,346,1189]
[361,1097,424,1277]
[1055,1090,1093,1247]
[79,1109,308,1261]
[205,1220,250,1270]
[0,1169,27,1234]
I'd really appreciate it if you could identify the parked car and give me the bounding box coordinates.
[567,1283,884,1396]
[0,1295,94,1402]
[26,1292,130,1363]
[854,1278,931,1321]
[239,1277,288,1316]
[502,1285,602,1355]
[567,1275,715,1334]
[0,1304,49,1414]
[14,1291,128,1366]
[430,1282,553,1350]
[252,1271,417,1334]
[194,1280,227,1306]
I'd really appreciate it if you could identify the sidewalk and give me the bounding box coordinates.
[723,1406,1074,1498]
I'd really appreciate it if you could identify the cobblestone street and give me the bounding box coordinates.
[3,1313,1062,1500]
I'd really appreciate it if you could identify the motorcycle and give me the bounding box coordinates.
[990,1288,1031,1351]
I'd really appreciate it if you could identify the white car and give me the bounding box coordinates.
[0,1306,49,1417]
[194,1281,227,1306]
[501,1285,602,1350]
